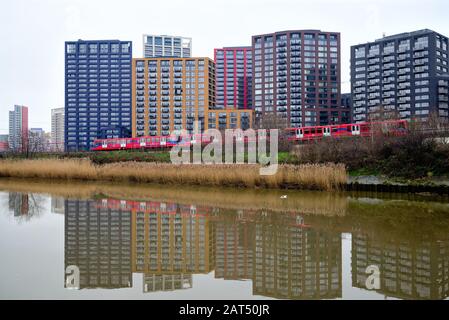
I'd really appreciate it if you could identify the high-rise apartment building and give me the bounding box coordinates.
[252,30,342,127]
[132,57,215,136]
[143,35,192,58]
[65,40,132,151]
[51,108,65,152]
[214,47,253,109]
[8,105,28,152]
[351,29,449,122]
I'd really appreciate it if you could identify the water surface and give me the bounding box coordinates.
[0,179,448,300]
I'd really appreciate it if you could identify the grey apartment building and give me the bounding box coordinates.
[252,30,347,128]
[351,29,449,122]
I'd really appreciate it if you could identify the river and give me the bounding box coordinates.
[0,179,448,300]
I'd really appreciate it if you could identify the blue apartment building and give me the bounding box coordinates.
[65,40,132,151]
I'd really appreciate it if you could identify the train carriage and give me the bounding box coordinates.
[91,120,409,151]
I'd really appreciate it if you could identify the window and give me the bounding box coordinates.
[89,44,98,54]
[67,43,76,53]
[121,43,130,53]
[355,47,365,58]
[100,43,109,53]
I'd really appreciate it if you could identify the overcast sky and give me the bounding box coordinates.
[0,0,448,134]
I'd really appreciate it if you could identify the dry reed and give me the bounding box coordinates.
[0,159,347,191]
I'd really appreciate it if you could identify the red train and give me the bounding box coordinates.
[285,119,408,142]
[92,119,408,151]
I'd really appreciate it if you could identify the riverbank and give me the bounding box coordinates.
[0,159,346,191]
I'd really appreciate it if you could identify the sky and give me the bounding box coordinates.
[0,0,448,134]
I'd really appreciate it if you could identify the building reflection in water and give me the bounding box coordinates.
[352,232,449,299]
[9,192,29,217]
[64,200,133,289]
[8,192,45,221]
[51,196,65,214]
[143,274,193,293]
[61,196,449,300]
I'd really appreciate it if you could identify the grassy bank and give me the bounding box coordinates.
[0,159,346,191]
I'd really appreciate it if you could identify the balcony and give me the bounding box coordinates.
[276,59,286,66]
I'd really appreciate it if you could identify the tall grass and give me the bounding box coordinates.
[0,159,346,191]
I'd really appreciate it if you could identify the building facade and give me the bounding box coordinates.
[143,35,192,58]
[132,57,215,137]
[214,47,253,109]
[65,40,132,151]
[252,30,342,128]
[8,105,28,152]
[351,29,449,122]
[51,108,65,152]
[207,108,253,130]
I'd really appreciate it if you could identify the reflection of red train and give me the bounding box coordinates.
[96,198,311,228]
[91,120,408,151]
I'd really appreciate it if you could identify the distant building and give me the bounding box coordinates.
[51,108,65,152]
[214,47,253,109]
[143,34,192,58]
[8,105,28,152]
[65,40,132,151]
[0,134,8,152]
[351,29,449,122]
[29,128,50,152]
